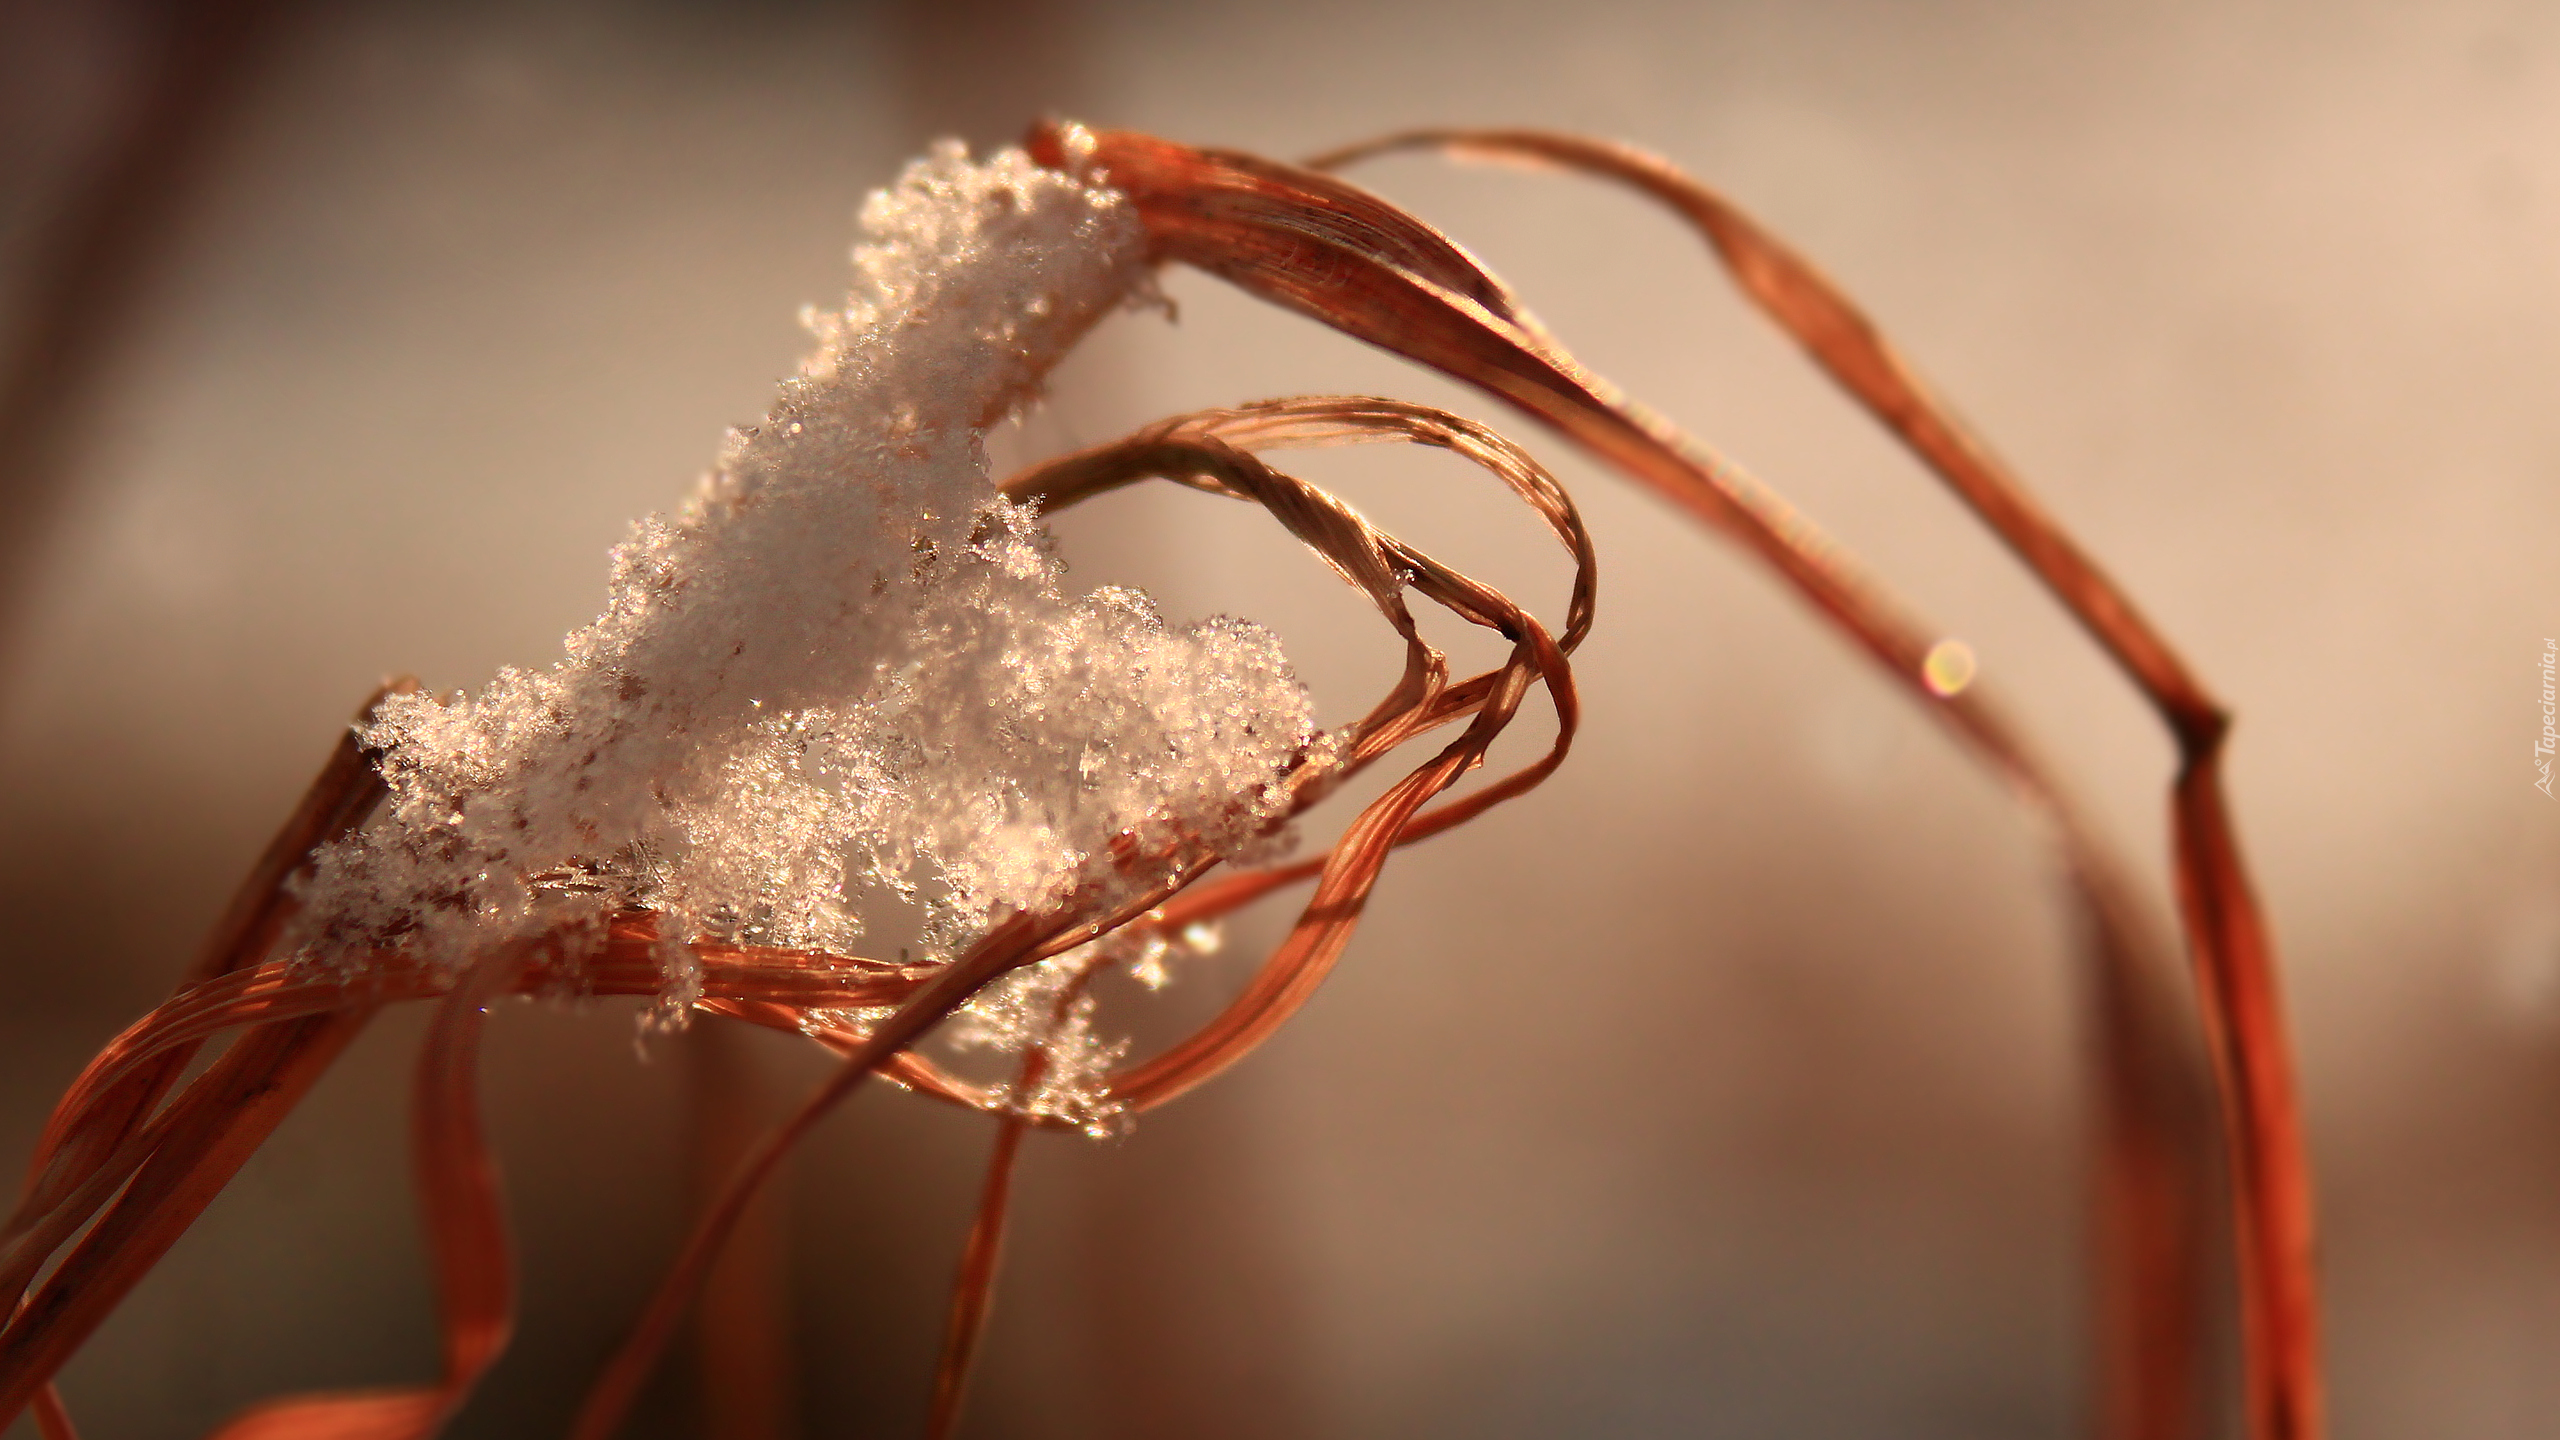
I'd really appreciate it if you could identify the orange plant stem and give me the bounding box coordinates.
[925,1117,1027,1440]
[570,912,1066,1440]
[1058,122,2314,1440]
[1371,131,2314,1440]
[2175,753,2318,1440]
[0,1010,371,1428]
[0,687,405,1427]
[30,1382,78,1440]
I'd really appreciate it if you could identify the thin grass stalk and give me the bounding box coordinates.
[0,701,402,1365]
[1308,130,2289,1440]
[0,123,2232,1440]
[571,857,1244,1440]
[922,945,1116,1438]
[568,909,1087,1440]
[2082,889,2217,1440]
[11,941,922,1215]
[1029,119,2252,1438]
[1113,652,1554,1109]
[1,394,1581,1424]
[30,1383,77,1440]
[746,406,1582,1135]
[0,683,406,1430]
[580,435,1584,1433]
[925,1117,1026,1440]
[7,683,402,1264]
[0,1010,372,1428]
[2174,754,2313,1440]
[200,947,523,1440]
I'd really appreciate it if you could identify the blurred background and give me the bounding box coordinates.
[2,0,2555,1436]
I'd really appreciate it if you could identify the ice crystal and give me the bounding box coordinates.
[294,141,1326,1076]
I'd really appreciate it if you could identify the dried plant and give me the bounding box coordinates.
[0,121,2313,1440]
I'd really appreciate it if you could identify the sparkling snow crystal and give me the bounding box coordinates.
[294,143,1325,1072]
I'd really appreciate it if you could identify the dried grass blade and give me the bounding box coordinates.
[0,685,406,1359]
[1007,395,1594,652]
[1114,618,1567,1112]
[200,1393,439,1440]
[31,1383,77,1440]
[1311,130,2224,737]
[1040,121,2233,1440]
[1006,398,1584,820]
[570,901,1143,1440]
[25,966,426,1191]
[1018,434,1445,763]
[1004,403,1580,1111]
[2174,757,2313,1440]
[203,946,525,1440]
[917,945,1115,1425]
[924,1117,1026,1440]
[1030,125,2111,832]
[1110,724,1587,955]
[0,1011,371,1428]
[2083,886,2216,1440]
[0,969,467,1323]
[11,682,403,1248]
[1313,128,2295,1440]
[1106,741,1467,1110]
[0,928,949,1348]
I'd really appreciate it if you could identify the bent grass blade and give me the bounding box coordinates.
[0,125,2291,1440]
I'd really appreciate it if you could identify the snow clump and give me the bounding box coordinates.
[291,142,1326,1062]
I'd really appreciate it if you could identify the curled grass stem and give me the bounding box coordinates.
[1026,119,2296,1440]
[0,123,2287,1440]
[1314,130,2308,1440]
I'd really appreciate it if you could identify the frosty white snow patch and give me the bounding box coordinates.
[294,143,1325,1080]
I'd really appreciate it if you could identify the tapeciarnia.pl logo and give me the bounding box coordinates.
[2539,638,2556,798]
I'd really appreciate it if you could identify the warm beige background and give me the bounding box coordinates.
[3,1,2555,1437]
